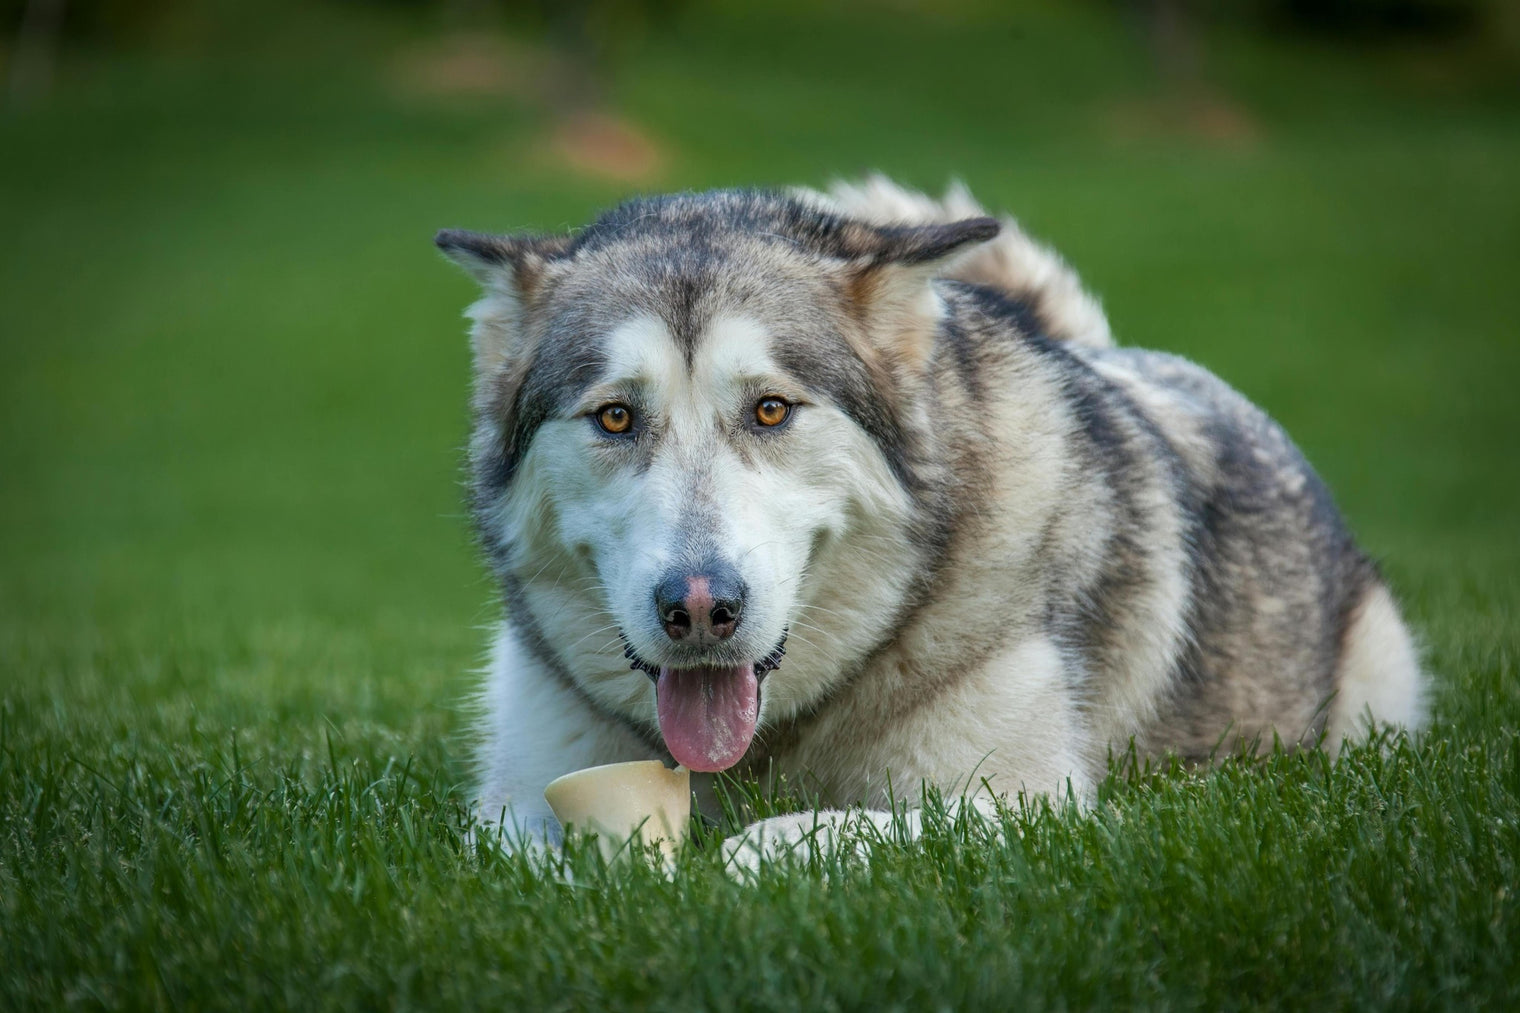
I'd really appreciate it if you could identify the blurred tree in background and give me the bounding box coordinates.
[6,0,1517,66]
[6,0,1516,43]
[499,0,689,108]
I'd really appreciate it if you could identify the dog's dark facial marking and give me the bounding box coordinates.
[769,333,918,487]
[482,331,610,492]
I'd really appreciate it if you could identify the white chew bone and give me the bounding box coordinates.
[543,761,691,862]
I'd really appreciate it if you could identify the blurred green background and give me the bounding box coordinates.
[2,0,1517,751]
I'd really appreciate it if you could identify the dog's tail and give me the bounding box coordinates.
[813,175,1114,349]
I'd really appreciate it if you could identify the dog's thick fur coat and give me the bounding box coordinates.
[437,177,1425,858]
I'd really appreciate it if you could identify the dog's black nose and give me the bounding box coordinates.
[655,564,745,644]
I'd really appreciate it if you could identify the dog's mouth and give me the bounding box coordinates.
[622,631,787,773]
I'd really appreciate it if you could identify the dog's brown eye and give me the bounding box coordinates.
[597,404,634,435]
[754,397,790,428]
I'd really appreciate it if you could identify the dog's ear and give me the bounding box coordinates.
[434,229,570,292]
[435,228,571,374]
[841,217,1002,267]
[835,217,1000,375]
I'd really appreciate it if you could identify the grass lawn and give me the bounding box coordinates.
[2,1,1517,1007]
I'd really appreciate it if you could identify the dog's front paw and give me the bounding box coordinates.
[721,809,886,878]
[721,811,841,877]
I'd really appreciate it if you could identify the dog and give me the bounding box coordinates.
[436,176,1426,865]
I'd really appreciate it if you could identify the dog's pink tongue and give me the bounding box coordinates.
[656,663,758,773]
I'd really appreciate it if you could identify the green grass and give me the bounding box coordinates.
[2,1,1518,1007]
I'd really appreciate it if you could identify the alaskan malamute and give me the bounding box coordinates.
[437,177,1425,862]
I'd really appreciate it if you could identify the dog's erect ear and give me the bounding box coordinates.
[835,217,1000,375]
[435,228,571,374]
[434,228,571,296]
[841,217,1001,267]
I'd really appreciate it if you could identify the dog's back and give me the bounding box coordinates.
[1078,342,1423,755]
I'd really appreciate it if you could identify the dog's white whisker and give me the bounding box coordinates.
[562,623,627,654]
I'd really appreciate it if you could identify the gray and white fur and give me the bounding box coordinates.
[436,176,1424,862]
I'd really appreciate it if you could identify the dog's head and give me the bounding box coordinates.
[439,190,996,771]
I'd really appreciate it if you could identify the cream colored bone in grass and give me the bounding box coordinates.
[542,761,691,862]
